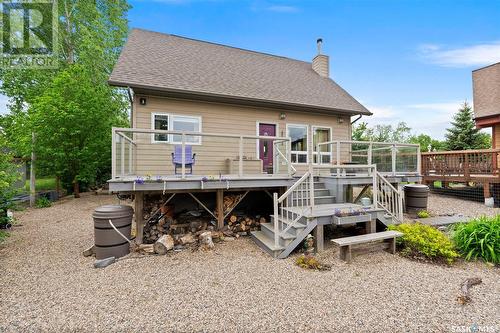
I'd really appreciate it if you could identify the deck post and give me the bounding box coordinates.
[314,224,324,252]
[216,189,224,230]
[181,133,186,179]
[483,182,491,199]
[273,192,279,248]
[120,138,125,177]
[111,128,116,179]
[239,136,243,177]
[391,144,397,176]
[134,192,144,244]
[368,142,373,166]
[287,140,292,176]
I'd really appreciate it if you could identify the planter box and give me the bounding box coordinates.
[332,214,371,225]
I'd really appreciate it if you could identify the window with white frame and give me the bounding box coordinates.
[313,126,332,163]
[171,115,201,144]
[152,114,169,142]
[151,113,201,144]
[287,124,308,163]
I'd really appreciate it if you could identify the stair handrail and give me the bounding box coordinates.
[273,171,313,247]
[374,170,404,223]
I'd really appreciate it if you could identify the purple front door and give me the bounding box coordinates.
[259,123,276,173]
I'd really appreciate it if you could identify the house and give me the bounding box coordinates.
[473,62,500,147]
[108,28,420,258]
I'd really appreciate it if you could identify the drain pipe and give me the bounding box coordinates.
[351,115,362,125]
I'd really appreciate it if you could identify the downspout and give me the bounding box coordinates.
[351,115,362,125]
[127,87,134,127]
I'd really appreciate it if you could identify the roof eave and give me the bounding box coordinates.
[108,80,372,116]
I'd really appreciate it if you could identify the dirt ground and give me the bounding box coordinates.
[0,193,499,332]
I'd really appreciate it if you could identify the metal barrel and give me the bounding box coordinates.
[404,184,430,211]
[92,205,134,259]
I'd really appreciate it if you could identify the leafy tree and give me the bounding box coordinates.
[0,133,20,225]
[0,0,130,196]
[409,134,446,152]
[352,121,412,143]
[445,102,491,150]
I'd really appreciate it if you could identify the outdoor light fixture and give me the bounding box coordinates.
[337,116,344,124]
[279,112,286,120]
[140,97,147,105]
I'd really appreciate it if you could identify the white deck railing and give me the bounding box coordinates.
[111,127,294,179]
[317,140,421,176]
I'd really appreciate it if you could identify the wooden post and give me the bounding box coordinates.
[216,189,224,230]
[314,224,324,252]
[135,192,144,244]
[29,132,36,207]
[483,182,491,198]
[366,219,376,234]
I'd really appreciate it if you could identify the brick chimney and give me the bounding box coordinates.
[312,38,329,78]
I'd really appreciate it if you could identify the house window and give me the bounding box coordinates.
[171,115,201,144]
[287,124,308,163]
[153,114,169,142]
[313,126,332,163]
[151,113,202,144]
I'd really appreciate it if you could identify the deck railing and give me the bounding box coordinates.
[316,140,421,176]
[421,149,500,179]
[111,127,293,179]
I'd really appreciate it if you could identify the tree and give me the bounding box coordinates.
[0,132,20,225]
[352,121,412,143]
[0,0,130,196]
[409,134,446,152]
[445,102,491,150]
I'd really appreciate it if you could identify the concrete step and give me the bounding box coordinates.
[250,230,284,258]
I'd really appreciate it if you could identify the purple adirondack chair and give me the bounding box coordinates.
[171,145,196,175]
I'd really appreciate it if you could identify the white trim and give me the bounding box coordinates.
[150,112,202,145]
[151,112,170,144]
[256,121,279,159]
[286,123,309,164]
[312,125,332,164]
[171,115,203,145]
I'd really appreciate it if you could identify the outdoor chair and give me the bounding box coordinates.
[172,145,196,175]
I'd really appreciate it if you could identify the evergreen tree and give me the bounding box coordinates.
[445,102,490,150]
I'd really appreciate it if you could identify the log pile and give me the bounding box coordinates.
[221,215,264,237]
[139,194,264,253]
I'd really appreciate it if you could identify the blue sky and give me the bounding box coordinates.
[2,0,499,139]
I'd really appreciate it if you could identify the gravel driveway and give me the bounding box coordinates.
[1,194,499,332]
[427,193,500,217]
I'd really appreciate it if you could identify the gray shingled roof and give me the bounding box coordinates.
[109,28,371,115]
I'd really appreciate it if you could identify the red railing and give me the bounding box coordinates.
[421,149,500,178]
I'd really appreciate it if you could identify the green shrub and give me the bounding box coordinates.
[388,223,459,264]
[417,210,430,218]
[295,254,331,271]
[35,197,52,208]
[452,215,500,264]
[0,230,10,243]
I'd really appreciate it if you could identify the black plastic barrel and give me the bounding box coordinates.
[404,184,430,212]
[93,205,133,259]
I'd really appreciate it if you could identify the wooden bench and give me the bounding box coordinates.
[331,231,403,263]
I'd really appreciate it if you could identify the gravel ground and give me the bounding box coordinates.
[427,193,499,217]
[1,194,499,332]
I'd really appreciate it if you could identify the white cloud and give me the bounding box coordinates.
[418,42,500,67]
[266,5,299,12]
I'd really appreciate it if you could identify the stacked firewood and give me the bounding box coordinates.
[221,215,265,237]
[214,193,246,218]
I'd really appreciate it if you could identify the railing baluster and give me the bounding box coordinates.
[273,192,279,248]
[181,133,186,179]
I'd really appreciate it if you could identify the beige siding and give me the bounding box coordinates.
[131,95,351,176]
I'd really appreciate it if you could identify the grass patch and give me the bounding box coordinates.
[35,197,52,208]
[452,216,500,264]
[388,223,459,265]
[0,230,10,243]
[24,177,56,192]
[417,210,430,218]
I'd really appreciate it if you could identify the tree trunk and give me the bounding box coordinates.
[73,180,80,198]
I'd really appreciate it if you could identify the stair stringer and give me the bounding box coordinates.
[277,218,318,259]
